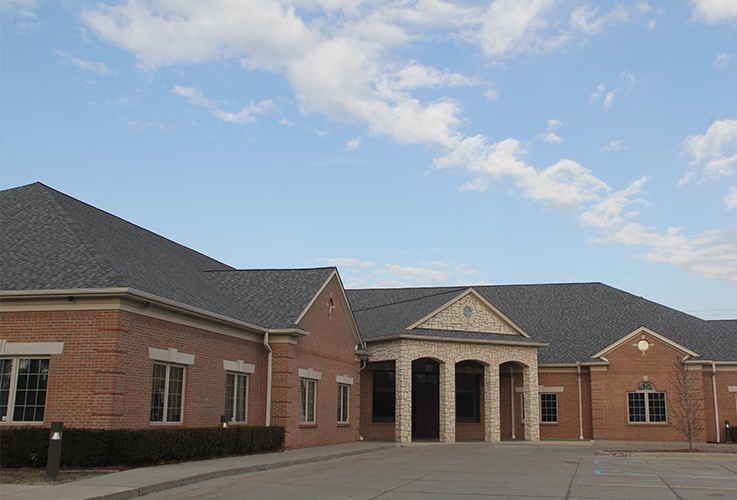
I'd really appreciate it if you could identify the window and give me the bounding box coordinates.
[0,358,50,423]
[225,373,248,423]
[540,393,558,423]
[372,370,395,423]
[628,381,666,423]
[150,363,185,423]
[337,383,350,423]
[456,373,480,423]
[300,378,317,424]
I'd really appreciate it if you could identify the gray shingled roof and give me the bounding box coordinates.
[204,268,335,330]
[0,183,336,331]
[347,285,737,364]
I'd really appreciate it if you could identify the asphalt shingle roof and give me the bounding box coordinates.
[347,284,737,364]
[1,183,336,330]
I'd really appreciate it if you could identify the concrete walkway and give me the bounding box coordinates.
[2,440,735,500]
[0,441,396,500]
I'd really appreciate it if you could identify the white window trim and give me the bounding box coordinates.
[150,362,187,424]
[149,347,195,365]
[627,389,667,424]
[225,372,249,424]
[223,360,255,374]
[300,378,318,424]
[1,357,50,425]
[337,383,350,424]
[0,340,64,356]
[299,368,322,380]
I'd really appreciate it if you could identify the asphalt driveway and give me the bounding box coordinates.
[143,442,737,499]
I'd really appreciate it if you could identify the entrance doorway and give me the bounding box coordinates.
[412,358,440,439]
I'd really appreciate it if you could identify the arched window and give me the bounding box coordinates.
[628,381,666,423]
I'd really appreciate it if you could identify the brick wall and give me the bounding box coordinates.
[280,277,362,449]
[591,331,705,442]
[1,305,266,430]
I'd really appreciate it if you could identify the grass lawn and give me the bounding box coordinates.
[0,467,117,485]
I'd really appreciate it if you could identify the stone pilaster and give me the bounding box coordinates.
[484,363,501,442]
[439,362,456,443]
[523,364,540,441]
[395,354,412,443]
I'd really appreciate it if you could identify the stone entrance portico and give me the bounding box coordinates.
[369,338,541,444]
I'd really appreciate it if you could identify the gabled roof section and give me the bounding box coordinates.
[203,267,337,330]
[408,288,529,337]
[0,183,351,333]
[348,283,737,363]
[592,326,700,360]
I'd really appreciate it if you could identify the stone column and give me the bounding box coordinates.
[395,354,412,444]
[484,363,500,442]
[523,364,540,441]
[439,361,456,443]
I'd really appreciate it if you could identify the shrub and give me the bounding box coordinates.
[0,426,284,468]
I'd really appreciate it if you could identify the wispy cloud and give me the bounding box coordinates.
[57,50,113,77]
[540,119,563,143]
[679,118,737,185]
[172,86,274,124]
[599,140,629,153]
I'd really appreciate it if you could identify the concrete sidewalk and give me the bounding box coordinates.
[0,441,396,500]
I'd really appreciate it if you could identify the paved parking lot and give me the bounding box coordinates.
[143,443,737,499]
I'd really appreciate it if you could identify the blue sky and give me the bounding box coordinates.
[2,0,736,319]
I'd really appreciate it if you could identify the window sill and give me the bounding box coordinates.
[150,421,183,425]
[337,422,351,427]
[541,422,559,425]
[627,422,668,425]
[300,423,318,429]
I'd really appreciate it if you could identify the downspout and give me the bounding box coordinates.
[577,362,584,440]
[712,362,720,443]
[264,331,273,427]
[510,366,516,440]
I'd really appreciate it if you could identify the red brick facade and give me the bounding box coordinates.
[0,277,362,449]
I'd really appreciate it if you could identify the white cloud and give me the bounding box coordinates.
[589,72,635,110]
[690,0,737,24]
[57,50,113,77]
[436,136,609,210]
[540,119,563,143]
[395,63,479,89]
[714,53,732,69]
[599,140,629,153]
[172,85,274,124]
[326,257,374,269]
[485,88,500,101]
[725,186,737,209]
[580,176,648,229]
[345,137,361,151]
[570,4,635,35]
[680,118,737,185]
[602,223,737,285]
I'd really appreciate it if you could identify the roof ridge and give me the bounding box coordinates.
[34,183,128,287]
[351,287,465,312]
[204,266,336,274]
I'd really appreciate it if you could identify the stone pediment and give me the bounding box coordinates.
[409,289,527,337]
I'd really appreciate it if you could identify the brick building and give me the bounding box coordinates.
[348,285,737,444]
[1,183,736,447]
[0,183,365,449]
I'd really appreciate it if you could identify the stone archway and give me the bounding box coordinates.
[412,358,440,439]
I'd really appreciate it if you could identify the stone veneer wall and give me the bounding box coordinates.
[418,295,517,335]
[367,338,540,443]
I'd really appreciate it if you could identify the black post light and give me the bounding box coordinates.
[726,421,732,443]
[45,421,64,482]
[221,415,228,428]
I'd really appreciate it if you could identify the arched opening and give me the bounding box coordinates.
[412,358,440,439]
[499,361,528,440]
[456,360,485,440]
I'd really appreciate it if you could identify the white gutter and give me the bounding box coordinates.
[264,331,273,427]
[712,362,720,443]
[577,362,584,440]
